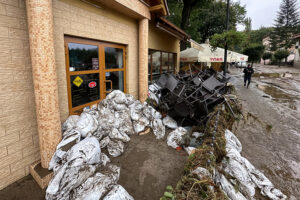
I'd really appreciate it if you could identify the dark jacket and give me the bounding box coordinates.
[243,67,254,77]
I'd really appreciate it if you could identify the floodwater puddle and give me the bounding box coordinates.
[256,84,300,111]
[253,72,280,78]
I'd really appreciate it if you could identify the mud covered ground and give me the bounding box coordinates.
[0,130,187,200]
[230,64,300,199]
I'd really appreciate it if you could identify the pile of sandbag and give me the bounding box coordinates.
[46,90,179,199]
[216,129,287,200]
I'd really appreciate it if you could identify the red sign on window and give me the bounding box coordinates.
[88,81,97,88]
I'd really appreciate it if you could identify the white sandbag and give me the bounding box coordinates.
[62,115,79,132]
[76,112,98,138]
[184,146,196,155]
[100,153,110,166]
[167,127,187,149]
[66,137,101,167]
[103,185,134,200]
[151,118,165,139]
[214,171,247,200]
[106,90,127,104]
[109,128,130,142]
[149,105,162,119]
[192,167,212,180]
[49,129,81,171]
[46,137,102,200]
[162,116,178,129]
[100,136,111,149]
[125,94,135,106]
[46,164,98,200]
[107,140,124,157]
[224,129,287,200]
[133,117,150,134]
[70,164,120,200]
[225,129,242,153]
[192,132,204,138]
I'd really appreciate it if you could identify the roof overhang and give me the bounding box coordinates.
[292,34,300,39]
[155,17,190,41]
[142,0,169,16]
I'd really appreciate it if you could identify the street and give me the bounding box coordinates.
[230,64,300,199]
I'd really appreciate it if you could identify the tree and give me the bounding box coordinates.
[274,49,290,67]
[167,0,246,47]
[243,44,265,66]
[272,0,300,49]
[244,17,252,33]
[210,30,246,51]
[262,52,273,65]
[248,27,273,45]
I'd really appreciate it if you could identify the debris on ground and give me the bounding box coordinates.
[47,84,286,200]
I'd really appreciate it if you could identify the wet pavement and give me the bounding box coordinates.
[230,65,300,199]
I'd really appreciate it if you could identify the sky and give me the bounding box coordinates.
[234,0,282,30]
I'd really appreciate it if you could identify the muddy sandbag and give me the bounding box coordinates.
[100,136,111,149]
[163,116,178,129]
[167,127,187,149]
[100,153,111,166]
[70,164,120,200]
[46,164,98,200]
[214,171,247,200]
[224,130,287,200]
[49,129,81,171]
[46,137,102,200]
[109,128,130,142]
[62,115,79,132]
[103,185,134,200]
[225,129,242,153]
[76,112,98,138]
[133,117,150,134]
[107,140,124,157]
[151,118,165,139]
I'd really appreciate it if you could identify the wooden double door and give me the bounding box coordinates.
[64,36,126,115]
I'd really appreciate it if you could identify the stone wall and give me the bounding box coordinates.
[0,0,40,190]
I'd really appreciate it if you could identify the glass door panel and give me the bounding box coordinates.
[68,43,99,71]
[70,73,100,107]
[105,47,123,69]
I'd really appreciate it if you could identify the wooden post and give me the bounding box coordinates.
[26,0,62,168]
[138,18,149,102]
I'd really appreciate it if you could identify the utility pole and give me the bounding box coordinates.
[223,0,230,76]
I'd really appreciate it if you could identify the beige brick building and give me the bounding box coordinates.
[0,0,188,190]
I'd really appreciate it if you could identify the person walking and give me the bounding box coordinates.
[243,64,254,88]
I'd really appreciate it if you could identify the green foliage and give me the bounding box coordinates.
[210,30,246,51]
[274,49,290,66]
[262,52,273,60]
[248,27,273,45]
[272,0,300,49]
[167,0,246,43]
[243,44,265,65]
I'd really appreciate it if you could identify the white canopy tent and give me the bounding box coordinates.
[180,43,248,63]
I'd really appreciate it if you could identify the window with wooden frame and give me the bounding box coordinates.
[148,49,177,82]
[65,36,126,115]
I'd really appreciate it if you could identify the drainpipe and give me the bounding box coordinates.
[26,0,62,168]
[139,18,149,102]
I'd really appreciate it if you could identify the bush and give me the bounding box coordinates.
[262,52,272,65]
[274,49,289,67]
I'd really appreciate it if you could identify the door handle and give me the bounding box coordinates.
[104,80,113,93]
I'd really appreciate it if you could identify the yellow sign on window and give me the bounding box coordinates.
[73,76,83,87]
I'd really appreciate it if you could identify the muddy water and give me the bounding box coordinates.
[256,84,300,111]
[230,68,300,199]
